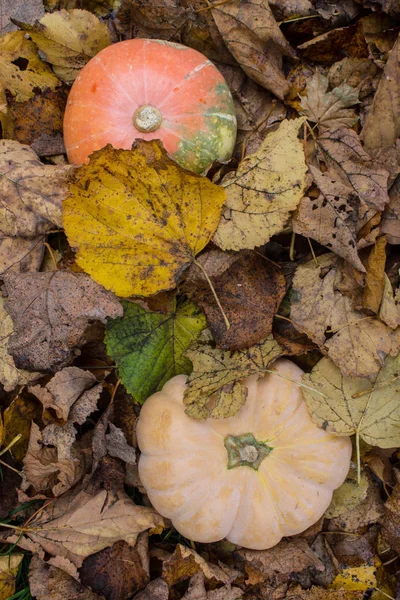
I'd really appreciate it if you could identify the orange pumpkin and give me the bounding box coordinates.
[63,39,237,173]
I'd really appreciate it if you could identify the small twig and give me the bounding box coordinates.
[289,231,296,261]
[325,316,374,334]
[278,13,322,25]
[194,259,230,330]
[307,237,319,267]
[254,250,282,270]
[43,242,58,271]
[0,459,22,476]
[110,378,122,405]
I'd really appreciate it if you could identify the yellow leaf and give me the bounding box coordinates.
[0,31,60,102]
[63,141,226,297]
[3,395,42,463]
[330,562,380,592]
[213,118,307,250]
[0,554,23,600]
[15,9,111,84]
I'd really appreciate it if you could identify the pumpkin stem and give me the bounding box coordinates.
[225,433,272,471]
[133,105,163,133]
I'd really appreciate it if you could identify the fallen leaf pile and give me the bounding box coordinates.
[0,1,400,599]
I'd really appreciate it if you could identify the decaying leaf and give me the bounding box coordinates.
[134,578,168,600]
[0,554,23,600]
[29,555,103,600]
[3,394,42,462]
[381,477,400,554]
[381,175,400,244]
[105,299,205,404]
[0,295,39,392]
[3,271,122,372]
[213,118,307,251]
[63,141,226,297]
[0,0,45,36]
[211,0,294,100]
[290,255,398,379]
[300,70,359,130]
[329,564,378,593]
[302,354,400,447]
[184,335,283,418]
[183,249,286,350]
[379,275,400,330]
[0,31,60,102]
[362,235,387,314]
[285,585,364,599]
[317,127,389,216]
[361,34,400,178]
[13,9,111,84]
[182,572,242,600]
[293,166,364,272]
[325,469,369,519]
[297,21,368,64]
[0,235,45,277]
[10,478,164,567]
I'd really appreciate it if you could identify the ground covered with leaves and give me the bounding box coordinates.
[0,0,400,598]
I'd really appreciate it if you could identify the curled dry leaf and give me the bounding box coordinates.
[211,0,295,100]
[362,235,387,314]
[379,274,400,329]
[317,127,389,216]
[13,9,111,84]
[184,335,283,418]
[0,295,39,392]
[302,354,400,448]
[381,175,400,244]
[29,555,104,600]
[182,572,242,600]
[0,31,60,102]
[292,166,365,272]
[300,70,360,131]
[183,249,286,350]
[297,21,368,65]
[361,34,400,178]
[0,554,23,600]
[3,271,123,372]
[11,482,164,568]
[290,255,398,379]
[63,141,226,297]
[213,118,307,251]
[134,579,169,600]
[105,299,205,404]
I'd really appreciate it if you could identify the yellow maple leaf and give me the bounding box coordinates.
[63,141,226,297]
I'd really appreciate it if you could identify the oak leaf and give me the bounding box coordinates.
[63,141,226,297]
[0,31,59,102]
[3,271,122,372]
[105,299,205,403]
[13,9,111,84]
[302,354,400,448]
[213,118,307,251]
[211,0,295,100]
[184,335,283,418]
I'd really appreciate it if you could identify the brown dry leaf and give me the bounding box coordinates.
[290,255,399,379]
[328,57,378,95]
[9,87,67,147]
[381,476,400,554]
[0,554,24,600]
[235,539,324,580]
[361,33,400,178]
[269,0,313,20]
[211,0,295,100]
[29,555,103,600]
[162,544,240,588]
[379,275,400,329]
[0,236,45,276]
[292,166,365,272]
[3,394,42,462]
[14,479,164,567]
[362,236,387,313]
[23,422,92,496]
[0,0,44,36]
[328,474,384,533]
[286,585,364,599]
[14,9,112,84]
[134,579,169,600]
[105,424,137,465]
[213,118,307,251]
[182,572,242,600]
[317,127,389,216]
[183,249,286,350]
[0,295,39,392]
[29,366,97,423]
[381,176,400,244]
[0,31,60,102]
[0,139,73,238]
[298,21,368,64]
[80,538,149,600]
[184,335,283,418]
[3,271,122,372]
[300,70,360,130]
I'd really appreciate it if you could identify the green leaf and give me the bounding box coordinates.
[105,299,206,403]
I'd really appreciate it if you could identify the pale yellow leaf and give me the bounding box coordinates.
[0,554,23,600]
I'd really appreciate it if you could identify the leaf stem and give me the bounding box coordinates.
[0,459,22,476]
[0,434,22,458]
[356,429,361,485]
[193,259,230,330]
[263,368,327,398]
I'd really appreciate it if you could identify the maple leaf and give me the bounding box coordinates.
[63,140,226,297]
[105,298,206,404]
[13,9,111,84]
[300,70,359,130]
[213,118,307,251]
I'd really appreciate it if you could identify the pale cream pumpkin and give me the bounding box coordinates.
[137,359,352,549]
